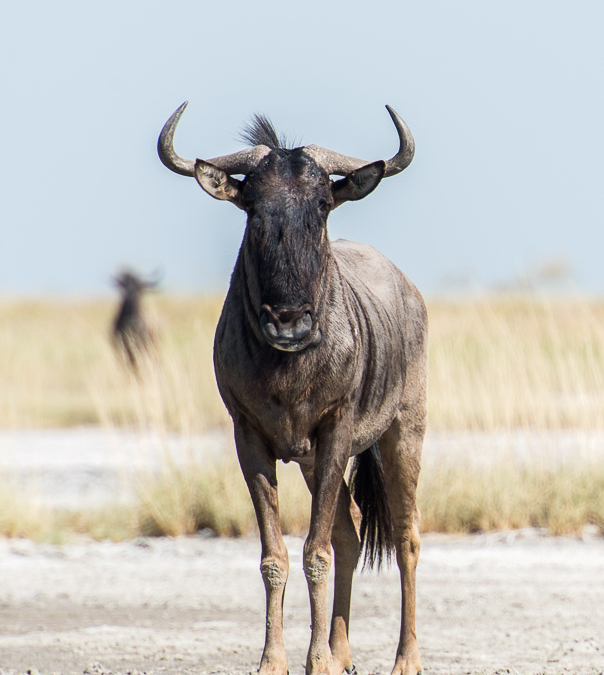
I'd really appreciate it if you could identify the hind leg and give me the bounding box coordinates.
[301,467,362,675]
[379,409,425,675]
[330,480,362,674]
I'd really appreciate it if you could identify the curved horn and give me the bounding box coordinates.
[303,105,415,177]
[158,101,272,177]
[158,101,196,177]
[383,105,415,177]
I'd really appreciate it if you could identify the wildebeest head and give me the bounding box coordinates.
[113,270,159,298]
[158,103,414,352]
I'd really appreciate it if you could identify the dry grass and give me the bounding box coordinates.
[1,294,602,432]
[0,295,229,432]
[130,451,604,539]
[0,458,312,542]
[428,296,604,430]
[5,450,601,543]
[134,458,310,538]
[0,293,603,540]
[418,455,604,536]
[0,484,55,540]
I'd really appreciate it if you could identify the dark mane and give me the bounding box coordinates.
[240,114,290,150]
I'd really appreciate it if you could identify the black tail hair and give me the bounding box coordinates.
[349,443,395,570]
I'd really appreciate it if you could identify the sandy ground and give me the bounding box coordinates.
[0,532,603,675]
[0,428,603,675]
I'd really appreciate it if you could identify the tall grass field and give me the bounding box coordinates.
[0,294,603,540]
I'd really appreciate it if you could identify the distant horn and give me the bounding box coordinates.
[158,101,272,177]
[145,267,163,289]
[304,105,415,177]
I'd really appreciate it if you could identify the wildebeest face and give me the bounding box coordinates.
[240,149,331,352]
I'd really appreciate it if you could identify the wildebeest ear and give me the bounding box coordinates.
[194,159,245,209]
[331,160,386,209]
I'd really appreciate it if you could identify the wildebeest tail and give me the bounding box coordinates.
[349,442,395,570]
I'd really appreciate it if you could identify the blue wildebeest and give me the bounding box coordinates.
[112,270,159,373]
[158,102,428,675]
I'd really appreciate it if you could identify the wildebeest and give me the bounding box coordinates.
[112,270,158,373]
[158,102,428,675]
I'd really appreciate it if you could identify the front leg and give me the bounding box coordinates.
[300,468,361,675]
[304,409,353,675]
[235,422,289,675]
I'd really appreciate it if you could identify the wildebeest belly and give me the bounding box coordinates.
[333,239,409,453]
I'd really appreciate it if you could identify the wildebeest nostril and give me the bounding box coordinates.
[262,318,279,339]
[260,304,314,347]
[299,312,313,332]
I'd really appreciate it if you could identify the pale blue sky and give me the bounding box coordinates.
[1,1,602,297]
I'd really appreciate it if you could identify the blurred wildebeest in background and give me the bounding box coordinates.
[158,101,427,675]
[111,270,160,373]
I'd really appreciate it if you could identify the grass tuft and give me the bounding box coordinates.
[133,457,311,538]
[1,450,602,542]
[418,456,604,536]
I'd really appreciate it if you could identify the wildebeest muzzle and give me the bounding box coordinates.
[260,303,321,352]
